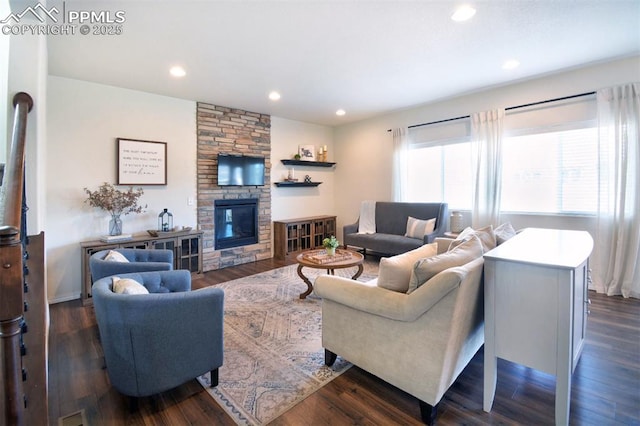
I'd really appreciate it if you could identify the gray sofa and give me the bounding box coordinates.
[343,202,449,255]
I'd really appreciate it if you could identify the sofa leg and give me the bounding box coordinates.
[418,400,437,425]
[128,396,139,413]
[324,349,337,366]
[210,368,219,387]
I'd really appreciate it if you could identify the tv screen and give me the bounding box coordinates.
[217,154,265,186]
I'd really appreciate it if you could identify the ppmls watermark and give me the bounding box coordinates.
[1,2,126,36]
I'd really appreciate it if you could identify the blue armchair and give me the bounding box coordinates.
[90,248,173,283]
[92,269,224,398]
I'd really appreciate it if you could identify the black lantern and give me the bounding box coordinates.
[158,208,173,232]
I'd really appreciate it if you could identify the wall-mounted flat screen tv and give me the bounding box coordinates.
[217,154,265,186]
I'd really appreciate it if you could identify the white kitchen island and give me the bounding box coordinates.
[483,228,594,425]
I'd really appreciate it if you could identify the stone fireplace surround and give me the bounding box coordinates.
[197,102,272,270]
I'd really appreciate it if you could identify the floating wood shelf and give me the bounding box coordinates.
[274,181,322,187]
[281,159,336,167]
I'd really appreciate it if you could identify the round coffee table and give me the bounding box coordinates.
[295,249,365,299]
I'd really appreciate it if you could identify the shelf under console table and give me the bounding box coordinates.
[80,230,203,305]
[482,228,593,425]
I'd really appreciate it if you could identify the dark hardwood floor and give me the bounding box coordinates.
[48,257,640,425]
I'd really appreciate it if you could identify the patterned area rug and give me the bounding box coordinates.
[197,260,378,425]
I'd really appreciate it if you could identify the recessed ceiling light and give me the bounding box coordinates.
[451,5,476,22]
[268,91,281,101]
[169,66,186,78]
[336,109,346,116]
[502,59,520,70]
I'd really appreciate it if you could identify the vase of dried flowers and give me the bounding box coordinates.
[84,183,146,236]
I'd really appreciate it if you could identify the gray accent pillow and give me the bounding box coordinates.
[494,222,517,245]
[377,242,438,293]
[449,225,496,253]
[407,235,483,293]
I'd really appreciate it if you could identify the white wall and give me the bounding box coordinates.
[45,78,335,302]
[333,56,640,239]
[270,117,335,221]
[47,77,197,303]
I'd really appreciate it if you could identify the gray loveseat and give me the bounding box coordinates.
[343,202,449,255]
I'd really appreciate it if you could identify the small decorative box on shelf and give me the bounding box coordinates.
[281,159,336,167]
[274,181,322,187]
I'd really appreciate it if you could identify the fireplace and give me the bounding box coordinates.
[214,198,259,249]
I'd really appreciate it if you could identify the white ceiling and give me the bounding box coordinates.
[46,0,640,127]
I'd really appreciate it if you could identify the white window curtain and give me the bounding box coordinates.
[592,83,640,298]
[392,127,410,202]
[471,109,504,228]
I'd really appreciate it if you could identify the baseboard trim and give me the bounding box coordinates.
[48,293,81,305]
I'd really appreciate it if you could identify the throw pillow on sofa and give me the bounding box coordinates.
[494,222,517,245]
[104,250,129,263]
[377,242,438,293]
[407,235,483,293]
[404,216,436,239]
[449,225,496,253]
[112,276,149,295]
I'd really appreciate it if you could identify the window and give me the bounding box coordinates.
[406,142,473,208]
[403,94,597,215]
[406,119,472,209]
[501,128,598,214]
[501,94,598,214]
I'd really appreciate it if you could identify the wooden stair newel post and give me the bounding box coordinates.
[0,92,34,425]
[0,233,25,426]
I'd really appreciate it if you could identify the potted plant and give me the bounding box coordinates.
[322,235,340,256]
[84,182,146,236]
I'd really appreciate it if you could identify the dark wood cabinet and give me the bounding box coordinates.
[80,231,203,305]
[274,215,336,260]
